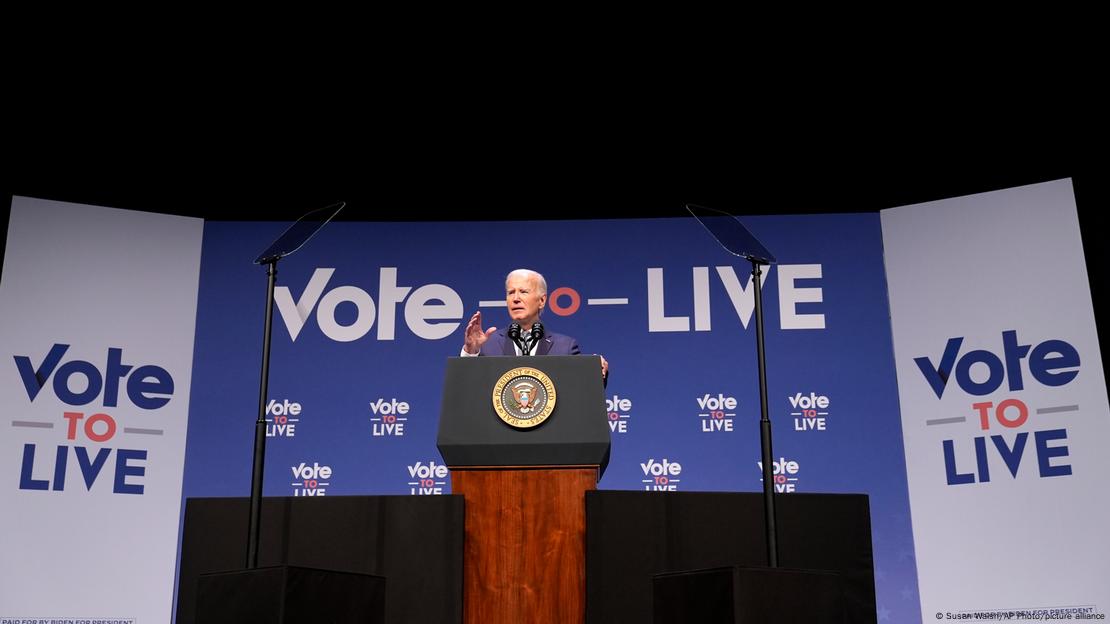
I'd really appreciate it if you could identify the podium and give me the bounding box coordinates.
[438,355,610,624]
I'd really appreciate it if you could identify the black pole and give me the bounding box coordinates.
[752,260,779,568]
[246,260,277,568]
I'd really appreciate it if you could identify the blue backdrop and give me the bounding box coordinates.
[183,214,920,622]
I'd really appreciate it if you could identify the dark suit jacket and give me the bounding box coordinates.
[478,330,581,356]
[477,329,606,385]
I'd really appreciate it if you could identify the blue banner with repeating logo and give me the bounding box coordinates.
[183,214,919,622]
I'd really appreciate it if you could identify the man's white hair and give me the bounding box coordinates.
[505,269,547,295]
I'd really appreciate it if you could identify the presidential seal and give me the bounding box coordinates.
[492,366,557,429]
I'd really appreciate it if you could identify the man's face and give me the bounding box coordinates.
[506,274,546,326]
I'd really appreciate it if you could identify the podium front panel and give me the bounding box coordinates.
[438,355,609,471]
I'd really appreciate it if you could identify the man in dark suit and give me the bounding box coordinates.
[462,269,608,381]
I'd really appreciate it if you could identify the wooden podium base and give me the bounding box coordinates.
[451,467,596,624]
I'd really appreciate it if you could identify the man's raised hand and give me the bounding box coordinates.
[463,311,497,354]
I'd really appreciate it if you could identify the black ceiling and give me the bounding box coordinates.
[4,150,1096,222]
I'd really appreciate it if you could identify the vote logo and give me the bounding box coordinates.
[13,344,174,495]
[266,398,301,438]
[789,392,830,432]
[757,457,800,492]
[913,329,1081,486]
[641,458,682,491]
[291,461,331,496]
[696,393,735,433]
[647,264,827,332]
[606,394,633,434]
[406,460,448,495]
[275,267,465,342]
[370,397,409,437]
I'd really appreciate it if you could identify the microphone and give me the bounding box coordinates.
[507,323,527,354]
[517,322,543,356]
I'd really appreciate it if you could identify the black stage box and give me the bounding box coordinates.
[653,565,846,623]
[177,495,464,624]
[196,565,385,623]
[585,491,875,624]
